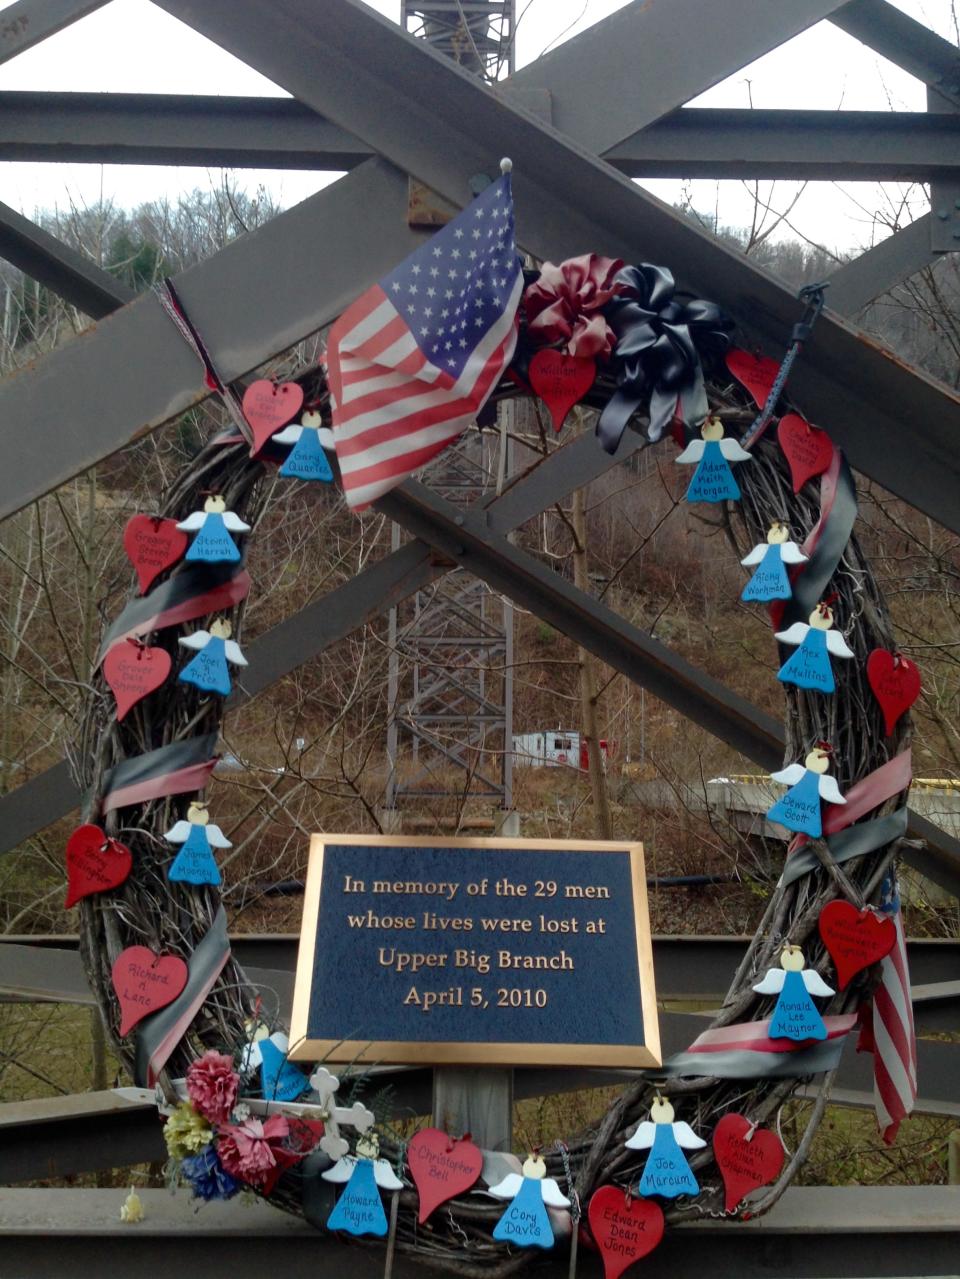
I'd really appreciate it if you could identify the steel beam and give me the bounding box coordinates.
[830,0,960,109]
[827,215,936,315]
[0,0,107,65]
[154,0,960,536]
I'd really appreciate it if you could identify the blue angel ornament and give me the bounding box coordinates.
[178,618,248,696]
[164,800,231,885]
[675,418,751,503]
[767,744,846,839]
[273,410,334,483]
[322,1133,402,1237]
[628,1096,705,1199]
[753,944,834,1041]
[776,602,853,694]
[177,495,250,563]
[258,1032,309,1103]
[488,1153,570,1249]
[741,522,808,602]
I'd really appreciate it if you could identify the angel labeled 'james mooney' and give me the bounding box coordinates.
[273,410,334,482]
[178,618,248,697]
[740,522,808,602]
[488,1153,570,1249]
[322,1132,403,1238]
[627,1095,705,1199]
[675,418,751,503]
[753,944,834,1041]
[767,743,846,839]
[164,800,231,886]
[176,495,250,563]
[776,601,853,694]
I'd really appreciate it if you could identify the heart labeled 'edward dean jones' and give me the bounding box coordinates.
[408,1128,483,1223]
[111,946,188,1036]
[712,1113,784,1213]
[587,1185,664,1279]
[64,824,133,908]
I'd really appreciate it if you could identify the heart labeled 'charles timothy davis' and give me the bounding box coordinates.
[103,641,172,720]
[528,349,596,433]
[712,1114,784,1214]
[818,899,896,991]
[587,1185,664,1279]
[241,379,304,454]
[64,824,132,908]
[407,1128,483,1224]
[122,515,188,595]
[866,649,921,738]
[111,946,188,1036]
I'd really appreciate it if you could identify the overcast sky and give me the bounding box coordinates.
[0,0,954,254]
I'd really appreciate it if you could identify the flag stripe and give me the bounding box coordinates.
[870,905,917,1145]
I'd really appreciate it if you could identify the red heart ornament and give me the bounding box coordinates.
[866,649,921,737]
[712,1114,784,1214]
[528,349,596,432]
[777,414,834,493]
[587,1186,664,1279]
[408,1128,483,1223]
[242,379,304,454]
[819,899,897,991]
[103,641,172,721]
[112,946,188,1037]
[726,348,780,408]
[64,824,132,908]
[123,515,188,594]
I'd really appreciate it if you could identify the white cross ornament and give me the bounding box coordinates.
[309,1065,375,1160]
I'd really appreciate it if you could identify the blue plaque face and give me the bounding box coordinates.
[289,836,660,1069]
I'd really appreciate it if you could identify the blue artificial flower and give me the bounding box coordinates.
[181,1143,240,1201]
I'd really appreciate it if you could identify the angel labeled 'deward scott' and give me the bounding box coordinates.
[753,944,834,1041]
[675,417,751,503]
[740,522,808,602]
[322,1132,403,1238]
[766,743,846,839]
[488,1153,570,1249]
[627,1095,705,1199]
[776,601,853,694]
[178,618,248,697]
[273,410,334,482]
[177,495,250,563]
[164,800,231,886]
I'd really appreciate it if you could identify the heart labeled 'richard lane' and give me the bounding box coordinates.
[866,649,921,738]
[111,946,188,1036]
[777,414,833,493]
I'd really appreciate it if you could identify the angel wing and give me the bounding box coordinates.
[817,774,846,805]
[826,630,855,658]
[770,763,806,787]
[672,1121,707,1151]
[224,639,248,667]
[752,968,787,995]
[740,544,767,566]
[774,622,809,646]
[486,1173,523,1201]
[780,542,808,565]
[240,1040,263,1073]
[178,630,211,651]
[164,820,192,843]
[204,823,232,848]
[321,1155,358,1184]
[318,427,335,449]
[674,440,704,464]
[271,424,303,445]
[802,970,835,998]
[373,1158,403,1191]
[719,438,752,462]
[625,1121,656,1151]
[175,511,206,531]
[540,1177,571,1208]
[221,512,251,532]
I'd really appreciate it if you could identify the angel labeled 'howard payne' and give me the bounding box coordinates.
[323,1132,403,1238]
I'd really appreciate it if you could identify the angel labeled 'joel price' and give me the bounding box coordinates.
[322,1132,403,1238]
[753,944,834,1041]
[176,495,250,563]
[675,418,751,503]
[178,618,248,697]
[164,800,231,886]
[273,411,334,483]
[766,743,846,839]
[740,522,808,602]
[776,601,853,694]
[627,1095,705,1199]
[488,1153,570,1249]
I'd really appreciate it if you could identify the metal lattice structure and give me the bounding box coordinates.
[401,0,516,79]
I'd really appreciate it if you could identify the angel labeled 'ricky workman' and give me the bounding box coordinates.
[322,1132,403,1238]
[273,411,334,482]
[627,1095,705,1199]
[776,601,853,694]
[488,1152,570,1249]
[675,417,751,503]
[178,618,248,697]
[740,522,808,602]
[176,495,250,563]
[753,944,834,1041]
[165,800,231,886]
[767,743,846,839]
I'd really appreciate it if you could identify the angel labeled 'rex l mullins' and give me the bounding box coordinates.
[776,600,854,694]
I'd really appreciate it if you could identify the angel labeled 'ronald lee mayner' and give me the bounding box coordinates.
[273,410,334,483]
[767,743,846,839]
[741,522,808,602]
[323,1133,403,1238]
[675,418,751,503]
[488,1153,570,1249]
[178,618,247,697]
[776,601,853,694]
[176,495,250,563]
[627,1095,705,1199]
[753,944,834,1041]
[164,800,231,886]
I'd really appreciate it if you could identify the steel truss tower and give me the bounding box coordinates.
[400,2,516,80]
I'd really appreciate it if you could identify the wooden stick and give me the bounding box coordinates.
[383,1190,400,1279]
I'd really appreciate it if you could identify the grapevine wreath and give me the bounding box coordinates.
[71,225,916,1275]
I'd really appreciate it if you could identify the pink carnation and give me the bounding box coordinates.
[186,1050,240,1127]
[524,254,624,359]
[217,1115,289,1189]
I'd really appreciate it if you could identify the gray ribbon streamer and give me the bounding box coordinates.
[779,808,909,889]
[654,1035,848,1080]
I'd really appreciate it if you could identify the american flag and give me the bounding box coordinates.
[326,167,523,510]
[862,873,917,1144]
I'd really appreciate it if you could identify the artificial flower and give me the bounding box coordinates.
[163,1101,213,1159]
[217,1114,290,1189]
[524,254,623,359]
[181,1143,240,1202]
[186,1049,240,1126]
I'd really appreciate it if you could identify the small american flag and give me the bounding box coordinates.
[326,165,523,510]
[862,873,917,1144]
